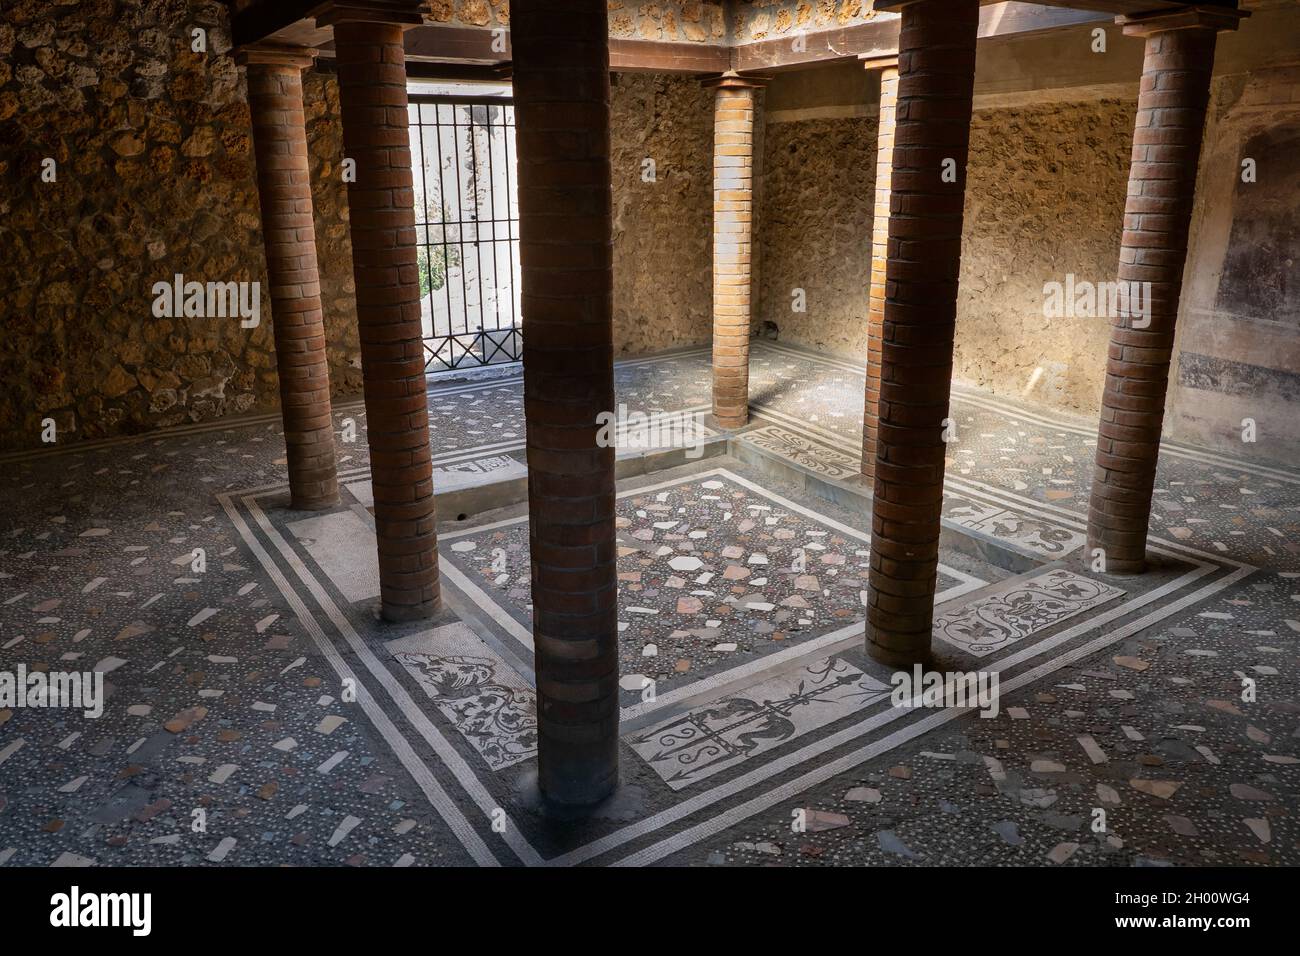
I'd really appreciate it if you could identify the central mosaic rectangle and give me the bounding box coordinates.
[441,469,985,701]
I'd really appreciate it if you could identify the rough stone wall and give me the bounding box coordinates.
[424,0,510,28]
[0,2,717,451]
[757,114,877,358]
[17,2,1293,457]
[0,0,362,450]
[732,0,892,42]
[756,97,1134,409]
[608,1,728,42]
[609,73,714,355]
[954,98,1135,411]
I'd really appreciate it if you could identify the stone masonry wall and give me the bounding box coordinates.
[731,0,893,43]
[758,98,1135,416]
[0,2,717,451]
[955,98,1134,411]
[0,0,362,450]
[758,114,877,358]
[609,73,714,356]
[418,0,730,43]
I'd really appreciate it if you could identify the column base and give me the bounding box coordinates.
[288,493,342,512]
[708,411,749,432]
[1098,557,1147,576]
[863,621,935,665]
[539,779,618,810]
[379,599,440,624]
[514,767,636,820]
[1086,534,1149,575]
[866,632,932,669]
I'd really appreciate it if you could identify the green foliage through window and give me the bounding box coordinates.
[417,243,456,297]
[417,201,462,297]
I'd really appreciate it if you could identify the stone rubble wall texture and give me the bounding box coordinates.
[954,99,1135,412]
[606,0,728,42]
[4,0,1298,462]
[0,0,362,450]
[423,0,509,29]
[759,74,1300,465]
[759,99,1135,416]
[609,74,715,356]
[0,2,715,450]
[757,113,877,358]
[731,0,889,43]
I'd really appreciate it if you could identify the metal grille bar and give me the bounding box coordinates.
[408,94,521,372]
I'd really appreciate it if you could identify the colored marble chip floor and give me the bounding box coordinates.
[0,340,1297,868]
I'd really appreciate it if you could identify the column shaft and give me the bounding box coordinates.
[861,61,899,482]
[1087,25,1220,573]
[246,60,339,510]
[710,78,759,430]
[512,0,619,806]
[334,20,440,622]
[866,0,979,666]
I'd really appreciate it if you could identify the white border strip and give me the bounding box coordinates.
[556,556,1229,867]
[216,491,502,867]
[241,494,546,866]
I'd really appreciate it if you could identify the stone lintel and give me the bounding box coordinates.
[859,53,899,72]
[699,70,770,91]
[1116,5,1249,37]
[234,43,319,69]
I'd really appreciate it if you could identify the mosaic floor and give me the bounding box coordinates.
[0,341,1296,867]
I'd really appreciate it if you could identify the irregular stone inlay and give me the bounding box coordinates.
[933,568,1124,658]
[388,623,537,770]
[629,655,890,790]
[737,425,860,479]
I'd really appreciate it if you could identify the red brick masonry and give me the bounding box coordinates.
[1087,11,1238,573]
[861,57,899,483]
[243,50,339,511]
[866,0,979,666]
[334,20,440,621]
[707,74,763,430]
[512,0,620,806]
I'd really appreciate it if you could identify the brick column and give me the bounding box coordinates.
[860,55,899,483]
[329,10,440,622]
[1087,6,1245,573]
[512,0,619,806]
[239,46,339,511]
[866,0,979,667]
[705,73,765,430]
